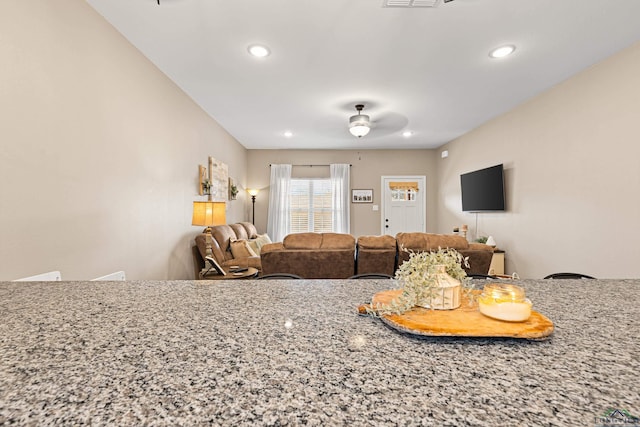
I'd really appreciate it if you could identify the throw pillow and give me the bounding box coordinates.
[248,233,272,255]
[230,239,258,259]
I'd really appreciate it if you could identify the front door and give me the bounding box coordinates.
[381,176,426,236]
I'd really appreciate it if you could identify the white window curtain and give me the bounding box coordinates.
[330,164,350,234]
[267,164,292,242]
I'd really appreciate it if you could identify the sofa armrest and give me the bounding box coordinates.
[468,243,494,252]
[459,249,494,275]
[261,242,284,253]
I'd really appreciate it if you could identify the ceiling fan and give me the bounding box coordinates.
[347,104,408,139]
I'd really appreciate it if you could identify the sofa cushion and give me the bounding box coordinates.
[211,225,237,260]
[468,242,494,252]
[229,223,250,241]
[248,233,272,255]
[239,222,259,239]
[357,235,396,249]
[283,233,323,249]
[396,232,469,252]
[320,233,356,249]
[395,232,492,275]
[230,239,258,259]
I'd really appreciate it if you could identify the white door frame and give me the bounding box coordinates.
[380,175,426,235]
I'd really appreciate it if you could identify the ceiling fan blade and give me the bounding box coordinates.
[370,112,409,136]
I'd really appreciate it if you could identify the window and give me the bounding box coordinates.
[389,181,419,201]
[290,179,333,233]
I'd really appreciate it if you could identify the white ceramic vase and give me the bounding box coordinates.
[417,265,461,310]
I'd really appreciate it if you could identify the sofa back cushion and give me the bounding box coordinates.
[357,235,396,249]
[282,232,356,250]
[211,225,236,255]
[396,232,469,252]
[229,224,249,241]
[468,242,494,252]
[320,233,356,249]
[230,222,259,240]
[283,233,323,249]
[394,232,493,275]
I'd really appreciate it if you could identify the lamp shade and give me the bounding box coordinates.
[247,188,259,197]
[192,201,226,227]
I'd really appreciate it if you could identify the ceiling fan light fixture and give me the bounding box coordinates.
[349,105,371,138]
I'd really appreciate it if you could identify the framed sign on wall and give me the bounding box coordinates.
[352,189,373,203]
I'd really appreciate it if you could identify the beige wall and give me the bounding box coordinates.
[247,149,438,237]
[437,41,640,279]
[0,0,248,280]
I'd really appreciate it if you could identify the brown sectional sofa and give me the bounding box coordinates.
[258,231,493,279]
[193,227,494,279]
[260,232,356,279]
[395,232,494,276]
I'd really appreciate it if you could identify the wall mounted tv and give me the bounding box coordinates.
[460,164,506,212]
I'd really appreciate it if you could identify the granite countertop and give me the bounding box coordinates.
[1,279,639,426]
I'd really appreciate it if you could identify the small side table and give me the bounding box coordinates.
[200,266,259,280]
[489,250,505,276]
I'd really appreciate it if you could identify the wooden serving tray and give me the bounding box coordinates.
[366,289,554,340]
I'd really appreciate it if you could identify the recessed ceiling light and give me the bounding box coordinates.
[489,45,515,59]
[283,131,293,138]
[248,44,270,58]
[402,131,413,137]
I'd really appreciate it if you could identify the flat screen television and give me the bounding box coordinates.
[460,164,505,212]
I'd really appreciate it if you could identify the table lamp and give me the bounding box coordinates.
[247,189,259,224]
[192,201,226,275]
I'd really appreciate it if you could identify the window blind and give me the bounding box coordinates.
[290,179,333,233]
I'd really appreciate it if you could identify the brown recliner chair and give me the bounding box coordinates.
[194,222,262,277]
[260,232,356,279]
[395,232,494,276]
[355,235,397,277]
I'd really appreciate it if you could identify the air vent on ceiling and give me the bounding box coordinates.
[382,0,453,7]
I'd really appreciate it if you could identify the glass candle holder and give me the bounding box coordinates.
[478,283,532,322]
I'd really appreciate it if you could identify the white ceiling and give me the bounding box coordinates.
[86,0,640,150]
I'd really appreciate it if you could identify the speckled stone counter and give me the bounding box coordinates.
[1,279,639,426]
